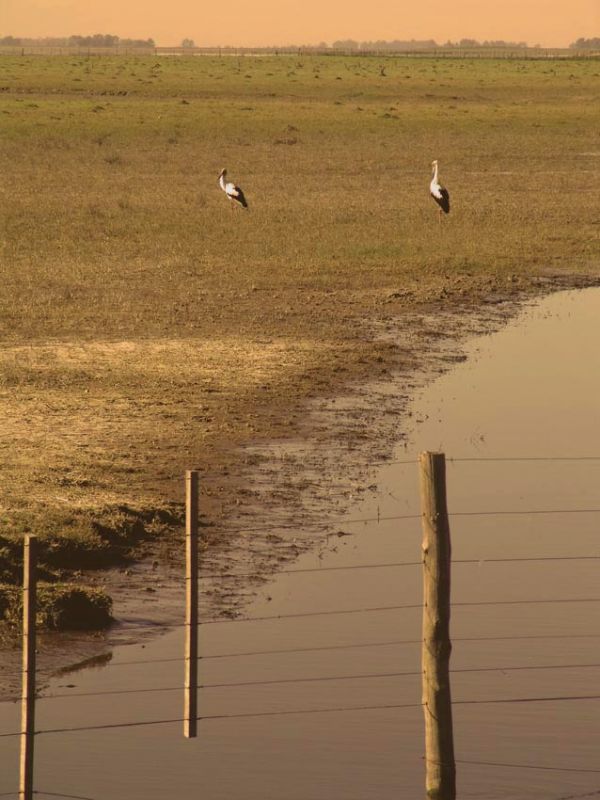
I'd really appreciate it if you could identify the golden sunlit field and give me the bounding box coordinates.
[1,54,599,624]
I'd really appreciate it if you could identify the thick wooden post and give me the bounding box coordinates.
[184,470,199,738]
[419,452,456,800]
[19,535,37,800]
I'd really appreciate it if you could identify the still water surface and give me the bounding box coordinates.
[1,288,600,799]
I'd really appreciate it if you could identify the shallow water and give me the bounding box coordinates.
[1,288,600,799]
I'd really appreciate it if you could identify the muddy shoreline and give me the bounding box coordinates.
[1,271,599,699]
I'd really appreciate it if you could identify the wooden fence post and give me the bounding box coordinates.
[19,535,37,800]
[419,452,456,800]
[184,470,199,738]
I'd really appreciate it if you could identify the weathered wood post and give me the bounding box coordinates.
[419,452,456,800]
[184,470,199,738]
[19,535,37,800]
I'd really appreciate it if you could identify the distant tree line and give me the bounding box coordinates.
[331,39,437,51]
[569,37,600,49]
[443,38,528,48]
[0,34,155,48]
[2,33,597,52]
[330,38,529,51]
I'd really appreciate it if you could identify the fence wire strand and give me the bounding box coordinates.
[41,662,600,702]
[195,596,600,627]
[222,505,600,535]
[33,792,99,800]
[380,456,600,466]
[454,757,600,774]
[550,789,600,800]
[198,553,600,581]
[2,692,600,740]
[3,633,600,691]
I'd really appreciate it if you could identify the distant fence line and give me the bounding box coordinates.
[0,45,155,56]
[0,45,598,59]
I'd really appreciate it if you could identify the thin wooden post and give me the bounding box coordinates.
[419,452,456,800]
[184,470,199,738]
[19,535,37,800]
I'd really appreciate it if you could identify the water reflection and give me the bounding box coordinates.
[1,288,600,799]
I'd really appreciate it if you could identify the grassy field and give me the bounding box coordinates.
[0,54,599,624]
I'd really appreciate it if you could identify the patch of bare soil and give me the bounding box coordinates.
[1,272,599,698]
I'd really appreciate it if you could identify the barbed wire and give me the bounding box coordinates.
[426,755,600,775]
[449,456,600,464]
[33,792,98,800]
[449,456,600,463]
[199,559,421,579]
[200,630,600,658]
[1,691,598,740]
[4,631,600,705]
[376,456,600,467]
[202,504,600,537]
[452,507,600,517]
[340,507,600,528]
[3,632,600,691]
[3,547,598,584]
[55,594,600,637]
[198,553,600,581]
[125,595,600,632]
[197,596,600,626]
[5,504,600,561]
[38,694,600,734]
[455,693,600,706]
[550,788,600,800]
[40,661,600,702]
[267,455,600,469]
[453,757,600,774]
[223,506,600,536]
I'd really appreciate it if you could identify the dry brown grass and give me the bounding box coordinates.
[0,336,330,512]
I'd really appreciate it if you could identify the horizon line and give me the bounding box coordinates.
[2,34,598,50]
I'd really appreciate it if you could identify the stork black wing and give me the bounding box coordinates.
[234,186,248,208]
[438,188,450,214]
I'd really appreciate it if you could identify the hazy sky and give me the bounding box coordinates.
[1,0,597,47]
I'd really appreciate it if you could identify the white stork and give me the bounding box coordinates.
[430,159,450,223]
[219,168,248,210]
